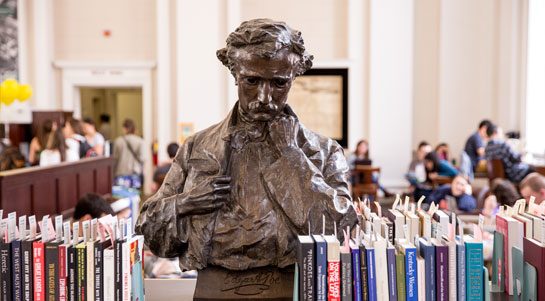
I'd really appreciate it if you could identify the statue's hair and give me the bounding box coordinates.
[217,18,314,77]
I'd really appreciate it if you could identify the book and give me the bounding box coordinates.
[75,242,86,301]
[297,235,315,301]
[496,214,524,295]
[86,240,95,301]
[418,238,436,301]
[432,211,449,239]
[350,241,362,301]
[312,235,327,301]
[340,241,352,301]
[45,241,61,300]
[58,244,68,301]
[398,242,418,301]
[372,237,388,301]
[386,244,397,301]
[324,235,340,301]
[94,240,111,301]
[103,246,115,301]
[0,241,13,301]
[405,211,420,244]
[464,238,483,301]
[67,245,77,301]
[382,218,394,245]
[32,240,45,301]
[416,256,425,301]
[11,239,23,301]
[129,235,145,301]
[441,236,457,301]
[21,239,34,301]
[395,252,406,301]
[359,241,368,301]
[433,239,449,301]
[363,241,377,301]
[114,238,124,301]
[522,237,545,301]
[385,209,405,241]
[455,236,466,301]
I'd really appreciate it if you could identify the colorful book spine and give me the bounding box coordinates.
[11,240,23,301]
[523,237,545,301]
[351,244,362,301]
[297,236,315,301]
[395,253,405,301]
[21,240,33,301]
[386,247,397,301]
[58,245,67,301]
[86,241,95,301]
[456,239,466,301]
[359,245,368,301]
[491,232,503,293]
[67,246,76,301]
[495,215,509,293]
[45,242,60,300]
[312,235,327,301]
[326,236,340,301]
[404,247,418,301]
[0,241,13,301]
[76,244,86,301]
[465,241,483,301]
[366,246,377,301]
[435,244,449,301]
[340,248,352,301]
[32,241,45,301]
[419,241,436,301]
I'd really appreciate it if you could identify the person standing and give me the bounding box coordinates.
[113,119,146,189]
[98,114,112,141]
[83,117,105,156]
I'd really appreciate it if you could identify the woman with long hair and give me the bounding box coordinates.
[39,128,67,166]
[28,119,55,165]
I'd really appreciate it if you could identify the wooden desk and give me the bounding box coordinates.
[0,157,114,218]
[533,164,545,177]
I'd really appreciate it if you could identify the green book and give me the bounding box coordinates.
[491,231,504,292]
[396,252,406,301]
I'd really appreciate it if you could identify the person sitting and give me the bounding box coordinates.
[407,141,432,186]
[519,172,545,204]
[83,117,105,156]
[152,142,179,192]
[348,139,392,197]
[39,128,66,167]
[424,151,459,179]
[29,119,56,165]
[427,175,477,212]
[435,142,450,162]
[72,193,115,222]
[0,142,26,171]
[464,119,492,172]
[485,124,532,184]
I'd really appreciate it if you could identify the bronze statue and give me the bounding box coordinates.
[136,19,357,272]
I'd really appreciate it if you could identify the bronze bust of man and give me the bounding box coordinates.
[136,19,357,273]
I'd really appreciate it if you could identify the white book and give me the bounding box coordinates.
[86,240,95,301]
[103,247,115,301]
[417,256,426,301]
[417,210,432,239]
[433,211,449,239]
[122,239,132,301]
[441,236,457,301]
[387,209,406,240]
[372,236,389,300]
[504,216,524,295]
[405,211,420,244]
[515,214,533,238]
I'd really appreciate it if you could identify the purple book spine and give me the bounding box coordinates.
[435,245,449,301]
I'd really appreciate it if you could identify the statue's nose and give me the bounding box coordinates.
[257,82,272,104]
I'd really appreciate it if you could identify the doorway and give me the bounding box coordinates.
[79,87,143,142]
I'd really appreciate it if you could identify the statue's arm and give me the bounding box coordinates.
[135,140,192,258]
[261,142,357,235]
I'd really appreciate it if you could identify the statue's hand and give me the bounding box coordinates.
[268,116,299,154]
[177,175,231,216]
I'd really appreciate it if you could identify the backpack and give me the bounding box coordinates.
[79,140,97,158]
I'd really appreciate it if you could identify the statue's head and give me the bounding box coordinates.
[217,19,314,122]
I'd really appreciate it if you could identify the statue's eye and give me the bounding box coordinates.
[273,78,289,88]
[244,77,259,85]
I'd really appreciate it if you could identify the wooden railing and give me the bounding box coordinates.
[0,157,114,219]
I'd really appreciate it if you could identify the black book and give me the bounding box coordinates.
[20,240,34,301]
[340,247,352,301]
[114,239,124,301]
[75,243,86,301]
[359,243,368,301]
[297,236,315,301]
[0,241,13,301]
[67,246,76,301]
[94,240,111,301]
[10,240,22,301]
[45,241,61,300]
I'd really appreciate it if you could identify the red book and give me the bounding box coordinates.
[495,215,509,293]
[523,238,545,301]
[59,245,67,301]
[33,241,45,301]
[328,261,341,301]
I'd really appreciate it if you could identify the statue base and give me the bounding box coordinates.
[193,265,295,301]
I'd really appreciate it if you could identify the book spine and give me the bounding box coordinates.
[340,252,352,301]
[465,242,483,301]
[366,249,377,301]
[404,248,417,301]
[395,253,406,301]
[103,249,115,301]
[436,246,448,301]
[32,242,44,301]
[45,244,59,301]
[448,243,457,301]
[122,242,130,301]
[495,216,509,293]
[59,246,67,301]
[386,248,397,301]
[76,246,86,301]
[423,246,436,301]
[114,241,123,301]
[359,248,368,301]
[456,243,466,301]
[86,244,94,301]
[67,247,76,301]
[315,241,327,301]
[11,240,22,301]
[298,239,315,301]
[94,244,103,301]
[0,242,12,301]
[523,237,545,301]
[327,260,341,301]
[351,248,362,301]
[21,241,33,301]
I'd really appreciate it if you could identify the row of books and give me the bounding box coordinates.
[492,196,545,300]
[0,210,145,301]
[296,196,486,301]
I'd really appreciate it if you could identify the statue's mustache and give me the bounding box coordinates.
[248,101,278,112]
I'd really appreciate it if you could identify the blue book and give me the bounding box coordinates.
[465,239,483,301]
[350,241,362,301]
[418,238,436,301]
[400,243,418,301]
[456,237,466,301]
[313,235,328,301]
[385,245,397,301]
[364,241,377,301]
[11,239,23,301]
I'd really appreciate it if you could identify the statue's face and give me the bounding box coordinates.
[234,48,298,122]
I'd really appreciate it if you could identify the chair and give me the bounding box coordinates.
[487,158,505,184]
[351,165,380,201]
[431,175,453,188]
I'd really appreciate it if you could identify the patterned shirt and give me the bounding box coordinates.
[485,140,530,183]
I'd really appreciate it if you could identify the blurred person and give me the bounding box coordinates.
[427,175,477,212]
[464,119,492,172]
[407,141,432,186]
[72,193,115,222]
[39,128,66,167]
[98,114,112,141]
[152,142,179,191]
[424,151,458,180]
[0,142,26,171]
[82,117,105,156]
[29,119,56,165]
[348,139,392,197]
[485,124,533,184]
[113,119,145,189]
[519,172,545,204]
[62,118,90,162]
[435,142,450,162]
[489,178,520,207]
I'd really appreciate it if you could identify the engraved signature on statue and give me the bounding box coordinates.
[220,270,281,295]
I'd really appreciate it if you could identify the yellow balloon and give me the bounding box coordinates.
[17,84,33,101]
[0,79,19,100]
[2,96,16,106]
